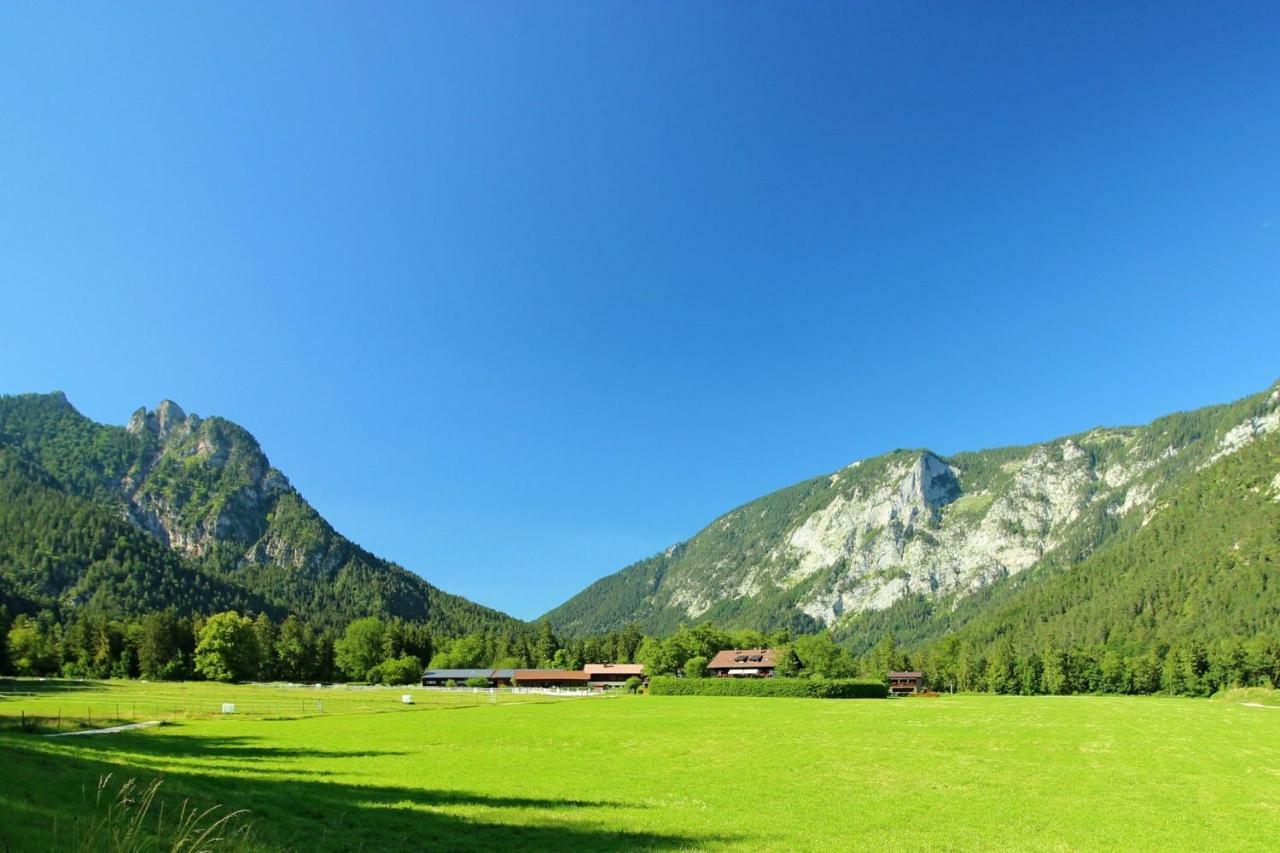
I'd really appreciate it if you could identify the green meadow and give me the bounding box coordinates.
[2,681,1278,851]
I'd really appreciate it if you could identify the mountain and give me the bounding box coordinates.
[543,380,1280,647]
[0,392,518,633]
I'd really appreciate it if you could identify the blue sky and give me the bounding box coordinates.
[2,3,1278,619]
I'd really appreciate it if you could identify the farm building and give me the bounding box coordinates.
[584,663,645,688]
[887,671,924,696]
[512,669,591,688]
[707,649,779,678]
[420,668,494,687]
[490,668,515,687]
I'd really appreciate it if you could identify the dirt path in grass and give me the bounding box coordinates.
[44,720,163,737]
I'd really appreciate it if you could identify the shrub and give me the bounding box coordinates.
[464,676,490,688]
[683,655,708,678]
[647,676,887,699]
[369,654,422,685]
[624,676,643,694]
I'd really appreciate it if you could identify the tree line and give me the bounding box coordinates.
[5,603,1278,697]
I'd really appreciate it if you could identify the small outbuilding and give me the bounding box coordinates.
[584,662,646,688]
[707,649,779,678]
[887,671,924,696]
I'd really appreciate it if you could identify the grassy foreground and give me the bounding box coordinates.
[2,684,1278,851]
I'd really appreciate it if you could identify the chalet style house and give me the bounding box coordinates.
[887,671,924,696]
[706,648,779,678]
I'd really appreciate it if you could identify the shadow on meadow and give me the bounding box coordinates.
[0,677,103,697]
[0,728,726,851]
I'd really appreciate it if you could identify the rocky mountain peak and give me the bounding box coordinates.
[127,399,199,441]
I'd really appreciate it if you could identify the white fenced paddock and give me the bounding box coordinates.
[0,678,605,733]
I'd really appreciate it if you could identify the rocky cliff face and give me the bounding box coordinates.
[124,401,291,559]
[544,380,1280,637]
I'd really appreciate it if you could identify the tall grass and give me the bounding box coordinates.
[72,774,257,852]
[1212,686,1280,707]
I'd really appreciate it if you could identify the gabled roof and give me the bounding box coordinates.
[707,649,778,669]
[491,669,516,679]
[421,669,493,680]
[583,663,645,676]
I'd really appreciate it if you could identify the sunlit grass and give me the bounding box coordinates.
[2,688,1278,850]
[0,678,564,731]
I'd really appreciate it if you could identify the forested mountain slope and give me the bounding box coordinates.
[0,393,518,633]
[544,380,1280,644]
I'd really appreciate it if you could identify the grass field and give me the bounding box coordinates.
[2,681,1278,851]
[0,678,569,731]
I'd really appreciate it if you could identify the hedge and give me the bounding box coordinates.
[647,676,887,699]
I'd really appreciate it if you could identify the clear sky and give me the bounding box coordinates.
[2,3,1278,619]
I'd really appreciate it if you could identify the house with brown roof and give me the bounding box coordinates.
[583,662,646,688]
[887,671,924,696]
[512,669,591,689]
[707,649,779,678]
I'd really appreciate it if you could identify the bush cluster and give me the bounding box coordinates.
[647,676,887,699]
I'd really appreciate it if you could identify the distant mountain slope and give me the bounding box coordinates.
[543,380,1280,641]
[941,428,1280,652]
[0,393,518,633]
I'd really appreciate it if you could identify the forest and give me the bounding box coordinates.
[4,603,1276,698]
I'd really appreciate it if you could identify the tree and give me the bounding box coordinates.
[334,617,387,681]
[617,624,644,663]
[6,614,59,675]
[1015,651,1043,695]
[868,633,900,679]
[684,655,708,678]
[253,612,278,681]
[276,616,314,682]
[372,654,422,685]
[534,622,559,667]
[1162,645,1187,695]
[772,647,803,678]
[1208,638,1246,692]
[548,647,580,671]
[1130,651,1162,694]
[1179,641,1209,696]
[984,639,1016,694]
[635,637,680,676]
[194,611,260,682]
[138,610,186,680]
[0,606,9,674]
[1042,640,1070,695]
[1099,650,1130,694]
[428,633,488,669]
[793,633,856,678]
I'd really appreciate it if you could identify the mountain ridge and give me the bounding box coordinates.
[0,392,518,633]
[542,378,1280,641]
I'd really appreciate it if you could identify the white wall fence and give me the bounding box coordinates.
[421,685,604,697]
